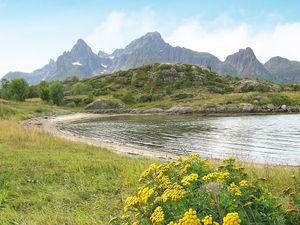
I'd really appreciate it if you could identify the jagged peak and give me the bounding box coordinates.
[98,50,110,57]
[144,31,162,39]
[71,38,92,52]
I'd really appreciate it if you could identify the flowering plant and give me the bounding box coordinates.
[110,154,292,224]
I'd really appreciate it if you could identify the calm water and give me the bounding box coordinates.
[61,114,300,166]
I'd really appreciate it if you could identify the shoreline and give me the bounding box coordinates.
[22,113,179,161]
[22,112,300,167]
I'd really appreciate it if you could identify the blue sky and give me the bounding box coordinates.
[1,0,300,76]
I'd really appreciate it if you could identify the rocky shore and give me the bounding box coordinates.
[86,99,300,115]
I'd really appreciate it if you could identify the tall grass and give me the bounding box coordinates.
[0,121,152,224]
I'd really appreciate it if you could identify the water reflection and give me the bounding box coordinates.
[61,114,300,166]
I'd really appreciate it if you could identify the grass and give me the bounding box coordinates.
[0,120,152,224]
[0,98,79,120]
[0,99,298,224]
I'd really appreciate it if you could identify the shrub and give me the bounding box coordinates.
[268,94,293,106]
[38,81,50,102]
[110,155,288,224]
[121,89,135,104]
[3,78,29,101]
[49,81,65,106]
[72,82,92,95]
[171,93,193,100]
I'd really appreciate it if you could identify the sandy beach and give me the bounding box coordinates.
[22,113,178,161]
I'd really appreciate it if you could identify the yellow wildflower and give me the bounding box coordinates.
[202,215,213,225]
[228,182,242,196]
[124,196,139,212]
[140,163,157,178]
[239,180,248,187]
[158,175,171,188]
[178,209,201,225]
[150,206,165,224]
[223,212,241,225]
[138,187,154,203]
[162,184,186,202]
[181,173,199,186]
[185,153,200,163]
[202,172,230,183]
[223,157,236,164]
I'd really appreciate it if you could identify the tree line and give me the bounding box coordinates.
[0,78,65,105]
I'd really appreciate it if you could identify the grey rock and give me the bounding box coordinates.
[254,95,261,101]
[85,100,125,110]
[242,95,249,102]
[266,104,275,110]
[166,106,195,114]
[265,56,300,84]
[281,105,287,110]
[225,47,272,80]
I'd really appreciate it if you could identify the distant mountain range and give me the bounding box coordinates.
[3,32,300,84]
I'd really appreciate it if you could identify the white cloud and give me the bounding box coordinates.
[86,9,157,54]
[166,18,300,63]
[86,11,300,63]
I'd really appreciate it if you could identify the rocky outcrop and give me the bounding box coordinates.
[264,56,300,83]
[225,47,272,80]
[85,100,125,110]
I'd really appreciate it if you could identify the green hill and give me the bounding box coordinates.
[63,63,300,112]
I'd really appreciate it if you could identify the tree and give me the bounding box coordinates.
[72,82,91,95]
[49,81,65,105]
[38,81,50,102]
[121,89,135,104]
[6,78,29,101]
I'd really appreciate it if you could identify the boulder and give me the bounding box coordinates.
[242,95,249,102]
[85,100,125,110]
[266,104,275,111]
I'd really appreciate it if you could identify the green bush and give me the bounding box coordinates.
[268,94,293,106]
[171,93,193,100]
[110,155,291,225]
[49,81,65,106]
[72,82,92,95]
[2,78,29,101]
[38,81,50,102]
[121,89,135,104]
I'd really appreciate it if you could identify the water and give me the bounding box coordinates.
[60,114,300,166]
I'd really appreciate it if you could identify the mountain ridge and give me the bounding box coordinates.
[3,32,300,84]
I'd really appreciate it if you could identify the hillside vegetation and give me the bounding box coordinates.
[73,63,300,111]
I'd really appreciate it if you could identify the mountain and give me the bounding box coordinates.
[110,32,236,75]
[46,39,111,81]
[4,59,55,85]
[264,56,300,83]
[224,47,272,80]
[2,32,300,84]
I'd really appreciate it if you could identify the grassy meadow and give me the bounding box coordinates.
[0,98,299,224]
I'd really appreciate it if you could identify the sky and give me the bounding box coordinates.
[1,0,300,77]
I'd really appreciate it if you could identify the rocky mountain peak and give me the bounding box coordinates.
[225,47,271,80]
[265,56,290,65]
[71,39,93,55]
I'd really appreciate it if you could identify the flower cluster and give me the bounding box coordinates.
[150,206,165,224]
[228,182,242,196]
[111,154,288,225]
[169,209,200,225]
[222,212,241,225]
[202,171,230,183]
[138,187,154,203]
[162,184,187,202]
[181,173,199,186]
